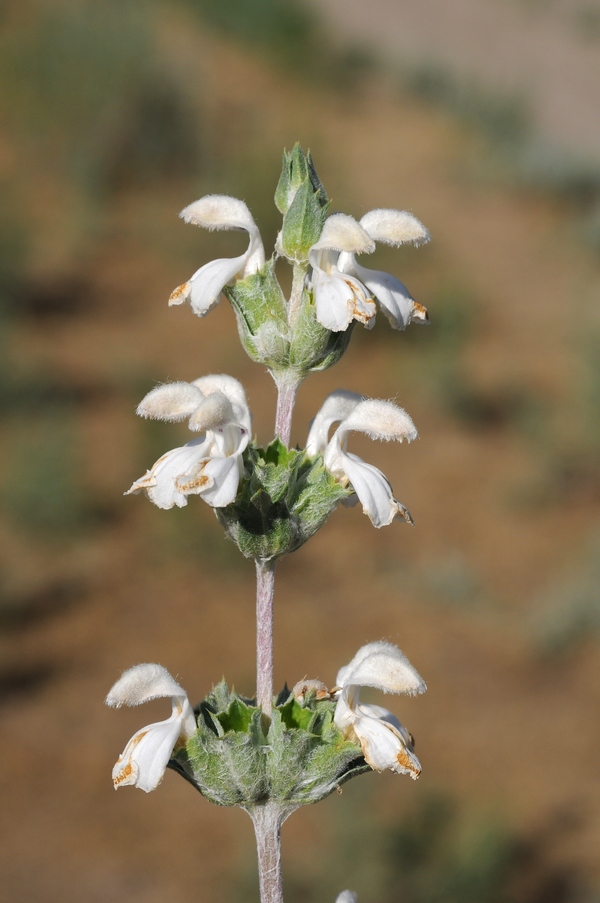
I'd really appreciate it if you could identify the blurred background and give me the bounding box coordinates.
[1,0,599,901]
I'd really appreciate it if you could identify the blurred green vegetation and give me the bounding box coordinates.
[181,0,375,86]
[0,404,95,537]
[531,527,600,656]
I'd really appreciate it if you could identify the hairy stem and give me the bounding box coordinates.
[256,559,277,716]
[287,261,308,328]
[274,375,300,446]
[251,802,285,903]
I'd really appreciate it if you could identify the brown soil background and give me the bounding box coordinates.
[1,3,599,902]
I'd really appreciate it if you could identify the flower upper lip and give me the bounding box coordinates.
[168,195,265,317]
[106,663,197,793]
[333,642,426,779]
[126,374,251,510]
[306,390,418,528]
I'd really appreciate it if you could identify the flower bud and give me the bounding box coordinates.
[276,144,329,262]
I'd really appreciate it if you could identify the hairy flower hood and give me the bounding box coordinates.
[106,663,196,793]
[306,390,418,527]
[334,642,426,778]
[169,195,265,317]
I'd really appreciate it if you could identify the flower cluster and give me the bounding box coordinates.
[168,196,429,337]
[128,381,417,536]
[106,641,425,794]
[126,375,250,510]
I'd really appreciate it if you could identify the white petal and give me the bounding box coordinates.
[111,696,196,792]
[184,254,249,317]
[336,642,426,696]
[312,269,376,332]
[125,439,210,509]
[336,399,418,445]
[180,194,257,234]
[136,383,205,422]
[312,269,357,332]
[338,452,404,527]
[359,702,416,747]
[169,196,265,315]
[191,374,252,432]
[354,263,429,330]
[112,713,182,792]
[336,892,358,903]
[352,710,421,777]
[332,691,357,735]
[188,390,236,432]
[106,663,187,707]
[360,209,430,247]
[177,452,242,507]
[306,390,363,456]
[311,214,375,255]
[180,194,265,275]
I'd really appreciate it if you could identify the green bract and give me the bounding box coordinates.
[225,259,290,368]
[216,439,351,561]
[171,681,369,810]
[289,286,356,372]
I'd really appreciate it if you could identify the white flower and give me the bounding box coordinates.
[333,642,426,779]
[306,390,417,527]
[337,207,430,330]
[336,893,358,903]
[307,214,377,332]
[168,195,265,317]
[106,663,196,792]
[126,374,251,509]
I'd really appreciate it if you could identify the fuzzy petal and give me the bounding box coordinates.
[136,383,205,422]
[188,390,236,432]
[336,642,426,696]
[106,663,187,707]
[306,390,363,456]
[191,374,252,432]
[311,214,375,255]
[359,209,430,247]
[354,262,429,330]
[335,399,418,446]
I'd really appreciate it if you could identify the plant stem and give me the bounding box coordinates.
[256,559,277,716]
[274,375,300,446]
[288,261,308,328]
[251,802,285,903]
